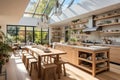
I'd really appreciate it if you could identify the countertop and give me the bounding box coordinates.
[81,43,120,47]
[55,43,110,51]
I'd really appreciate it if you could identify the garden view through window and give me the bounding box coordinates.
[7,25,49,45]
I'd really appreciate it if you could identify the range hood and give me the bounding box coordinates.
[83,26,100,32]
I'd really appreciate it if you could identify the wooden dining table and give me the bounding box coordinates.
[25,46,66,79]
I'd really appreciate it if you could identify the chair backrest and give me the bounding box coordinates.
[41,55,54,65]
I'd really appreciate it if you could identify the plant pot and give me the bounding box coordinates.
[0,64,2,74]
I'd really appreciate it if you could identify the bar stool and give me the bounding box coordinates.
[41,55,57,80]
[53,56,67,77]
[57,60,67,76]
[22,52,30,64]
[28,58,38,76]
[25,55,34,69]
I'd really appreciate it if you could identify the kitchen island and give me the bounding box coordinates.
[54,43,110,76]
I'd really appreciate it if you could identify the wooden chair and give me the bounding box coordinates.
[52,56,67,77]
[41,55,57,80]
[25,55,34,69]
[22,52,30,64]
[28,58,38,76]
[57,60,67,76]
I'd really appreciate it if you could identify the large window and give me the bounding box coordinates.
[24,0,56,18]
[7,25,49,44]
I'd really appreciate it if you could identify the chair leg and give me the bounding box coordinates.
[43,69,46,80]
[26,58,29,69]
[29,63,32,76]
[35,63,38,70]
[63,63,66,76]
[53,68,56,80]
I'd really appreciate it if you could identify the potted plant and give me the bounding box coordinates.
[0,42,12,60]
[0,56,5,73]
[69,38,77,45]
[0,29,12,73]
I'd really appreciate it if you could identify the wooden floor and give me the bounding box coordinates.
[3,53,120,80]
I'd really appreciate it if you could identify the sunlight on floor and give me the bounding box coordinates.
[65,64,99,80]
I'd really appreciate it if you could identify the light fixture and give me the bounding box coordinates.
[54,0,62,16]
[41,14,49,23]
[37,14,49,28]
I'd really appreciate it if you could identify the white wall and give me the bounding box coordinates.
[19,17,40,26]
[1,24,7,35]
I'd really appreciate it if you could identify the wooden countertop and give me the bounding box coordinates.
[81,43,120,47]
[57,43,110,51]
[55,43,110,53]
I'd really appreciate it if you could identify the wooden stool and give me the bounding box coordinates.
[28,58,38,76]
[41,56,57,80]
[22,52,30,64]
[57,60,67,76]
[25,55,34,69]
[53,56,67,77]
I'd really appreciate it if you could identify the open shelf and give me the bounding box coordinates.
[71,27,85,30]
[71,20,88,25]
[78,57,92,63]
[78,50,109,76]
[94,14,120,21]
[96,66,108,73]
[51,26,62,42]
[97,22,120,27]
[78,65,92,72]
[100,31,120,34]
[96,59,109,64]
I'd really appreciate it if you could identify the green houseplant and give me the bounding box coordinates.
[0,29,12,73]
[0,41,12,73]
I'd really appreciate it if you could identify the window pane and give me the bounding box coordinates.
[44,0,56,15]
[26,27,33,31]
[25,0,39,13]
[7,30,17,43]
[17,30,25,43]
[41,28,49,44]
[26,31,33,43]
[34,27,41,31]
[26,27,33,43]
[34,31,41,44]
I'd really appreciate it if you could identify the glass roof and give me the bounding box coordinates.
[23,0,80,18]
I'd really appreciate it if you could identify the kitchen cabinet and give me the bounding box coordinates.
[54,44,78,65]
[110,46,120,64]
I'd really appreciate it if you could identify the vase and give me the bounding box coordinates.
[0,64,2,74]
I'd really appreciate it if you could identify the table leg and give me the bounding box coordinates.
[56,54,61,79]
[38,56,41,78]
[92,53,96,77]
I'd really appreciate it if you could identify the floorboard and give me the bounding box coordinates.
[2,52,120,80]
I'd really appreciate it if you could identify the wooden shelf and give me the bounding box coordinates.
[96,66,108,73]
[78,65,92,72]
[78,48,110,77]
[52,31,61,32]
[78,58,92,63]
[100,31,120,34]
[71,27,85,30]
[94,14,120,21]
[97,22,120,27]
[96,59,109,64]
[71,20,88,25]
